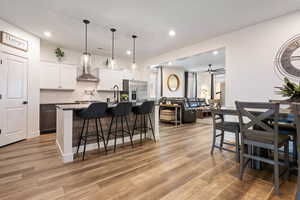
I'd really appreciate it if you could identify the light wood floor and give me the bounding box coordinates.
[0,119,297,200]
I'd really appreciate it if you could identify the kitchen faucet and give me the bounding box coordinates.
[113,85,119,103]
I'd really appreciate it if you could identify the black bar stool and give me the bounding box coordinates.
[76,102,108,160]
[132,101,156,144]
[106,102,134,152]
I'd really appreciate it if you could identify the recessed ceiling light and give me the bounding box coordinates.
[126,50,131,55]
[44,31,52,37]
[169,30,176,37]
[213,51,219,55]
[168,61,173,66]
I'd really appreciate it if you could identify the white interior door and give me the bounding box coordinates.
[0,53,28,146]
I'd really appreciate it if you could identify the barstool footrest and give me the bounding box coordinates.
[81,135,105,141]
[109,129,131,135]
[132,126,152,131]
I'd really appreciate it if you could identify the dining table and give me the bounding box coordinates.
[218,105,299,199]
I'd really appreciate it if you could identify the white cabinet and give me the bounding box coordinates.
[40,61,77,90]
[40,62,60,89]
[98,69,133,90]
[60,64,77,90]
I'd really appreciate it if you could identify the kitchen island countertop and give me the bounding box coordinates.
[56,102,160,163]
[56,102,159,110]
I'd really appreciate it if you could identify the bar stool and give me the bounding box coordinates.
[106,102,134,152]
[132,101,156,144]
[209,99,240,162]
[76,102,108,160]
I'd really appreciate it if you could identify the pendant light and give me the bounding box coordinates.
[81,19,92,71]
[78,19,99,82]
[132,35,137,70]
[110,28,116,69]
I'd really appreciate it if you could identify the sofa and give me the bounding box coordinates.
[159,97,208,123]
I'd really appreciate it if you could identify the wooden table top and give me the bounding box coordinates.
[160,104,181,108]
[220,106,293,116]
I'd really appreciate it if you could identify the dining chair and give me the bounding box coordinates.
[291,103,300,200]
[235,101,290,195]
[209,99,240,162]
[269,100,297,163]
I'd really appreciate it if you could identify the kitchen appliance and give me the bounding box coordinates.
[131,91,137,102]
[123,80,148,102]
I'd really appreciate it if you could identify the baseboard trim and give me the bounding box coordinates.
[27,130,40,139]
[56,139,74,163]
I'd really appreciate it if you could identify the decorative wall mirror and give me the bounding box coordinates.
[167,74,180,91]
[275,34,300,81]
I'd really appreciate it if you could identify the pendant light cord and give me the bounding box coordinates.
[133,37,136,63]
[83,19,90,54]
[111,28,116,60]
[112,31,114,60]
[132,35,137,64]
[85,23,87,53]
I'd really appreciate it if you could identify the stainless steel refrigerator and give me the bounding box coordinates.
[123,80,148,102]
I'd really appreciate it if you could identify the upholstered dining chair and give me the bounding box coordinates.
[236,101,290,195]
[209,99,240,162]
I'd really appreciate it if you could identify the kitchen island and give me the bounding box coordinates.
[56,102,160,163]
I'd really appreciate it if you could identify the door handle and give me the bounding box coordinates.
[23,101,28,105]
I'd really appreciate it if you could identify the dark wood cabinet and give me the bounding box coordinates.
[40,104,56,134]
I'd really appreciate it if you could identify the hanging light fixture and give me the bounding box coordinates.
[78,19,99,82]
[110,28,116,69]
[132,35,137,70]
[81,20,92,70]
[208,64,213,73]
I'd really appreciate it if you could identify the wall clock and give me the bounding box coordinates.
[275,34,300,81]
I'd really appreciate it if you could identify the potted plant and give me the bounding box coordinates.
[55,48,65,62]
[275,77,300,101]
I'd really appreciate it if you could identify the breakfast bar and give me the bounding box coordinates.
[56,102,160,163]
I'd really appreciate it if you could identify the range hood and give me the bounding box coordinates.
[77,65,99,82]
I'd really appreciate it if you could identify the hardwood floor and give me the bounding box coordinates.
[0,119,297,200]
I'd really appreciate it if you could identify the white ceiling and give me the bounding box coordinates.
[1,0,300,62]
[162,48,225,72]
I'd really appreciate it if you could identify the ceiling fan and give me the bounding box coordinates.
[206,64,225,73]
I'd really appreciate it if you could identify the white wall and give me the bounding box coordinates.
[40,41,144,104]
[162,67,184,97]
[0,18,40,138]
[148,71,158,98]
[143,11,300,106]
[198,72,211,100]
